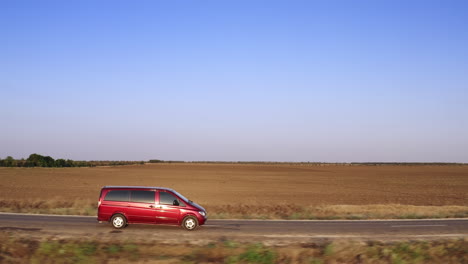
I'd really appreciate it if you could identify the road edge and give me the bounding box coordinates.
[1,212,467,222]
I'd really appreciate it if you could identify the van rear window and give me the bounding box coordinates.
[104,190,130,202]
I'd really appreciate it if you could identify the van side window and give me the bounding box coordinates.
[104,190,130,202]
[159,191,185,206]
[131,191,155,203]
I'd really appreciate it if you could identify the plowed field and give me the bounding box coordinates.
[1,163,466,206]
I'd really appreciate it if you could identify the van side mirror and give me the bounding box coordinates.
[173,200,179,206]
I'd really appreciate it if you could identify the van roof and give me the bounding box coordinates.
[102,186,174,192]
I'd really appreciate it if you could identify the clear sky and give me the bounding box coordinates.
[1,0,467,162]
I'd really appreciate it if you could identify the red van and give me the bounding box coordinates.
[97,186,207,231]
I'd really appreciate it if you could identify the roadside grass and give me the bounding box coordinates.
[0,199,97,216]
[205,204,468,220]
[0,199,467,220]
[0,235,467,263]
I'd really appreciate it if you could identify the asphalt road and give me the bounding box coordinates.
[1,213,467,243]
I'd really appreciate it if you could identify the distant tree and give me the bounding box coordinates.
[16,158,26,167]
[27,153,44,166]
[42,156,55,167]
[3,156,16,167]
[66,159,75,167]
[55,159,67,167]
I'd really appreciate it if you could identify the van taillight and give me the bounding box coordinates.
[98,189,103,206]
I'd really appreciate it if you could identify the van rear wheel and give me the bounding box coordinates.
[182,216,198,231]
[111,214,127,229]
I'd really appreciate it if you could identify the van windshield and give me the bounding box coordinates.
[172,190,192,204]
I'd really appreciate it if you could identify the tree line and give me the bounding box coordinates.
[150,160,467,166]
[2,155,465,167]
[0,154,144,167]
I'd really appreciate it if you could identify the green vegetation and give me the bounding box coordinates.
[0,153,145,167]
[0,235,466,263]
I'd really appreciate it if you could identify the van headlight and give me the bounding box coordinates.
[199,211,206,217]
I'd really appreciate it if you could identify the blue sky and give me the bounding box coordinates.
[1,0,467,162]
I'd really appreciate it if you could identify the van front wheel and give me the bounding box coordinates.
[111,214,127,229]
[182,216,198,231]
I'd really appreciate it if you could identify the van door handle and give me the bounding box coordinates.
[149,205,155,208]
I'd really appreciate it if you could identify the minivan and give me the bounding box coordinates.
[97,186,207,231]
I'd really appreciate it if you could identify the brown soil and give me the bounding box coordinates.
[0,163,466,207]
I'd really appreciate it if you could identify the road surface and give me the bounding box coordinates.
[1,213,467,244]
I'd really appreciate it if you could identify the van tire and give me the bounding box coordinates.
[111,214,127,229]
[182,216,198,231]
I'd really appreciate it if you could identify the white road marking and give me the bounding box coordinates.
[391,224,447,228]
[259,233,467,238]
[0,212,466,222]
[206,218,467,222]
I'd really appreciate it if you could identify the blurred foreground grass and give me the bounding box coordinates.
[1,233,466,264]
[1,199,467,220]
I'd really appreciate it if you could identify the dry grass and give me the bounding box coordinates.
[1,233,467,264]
[207,204,468,220]
[0,163,467,219]
[0,198,97,216]
[0,199,467,220]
